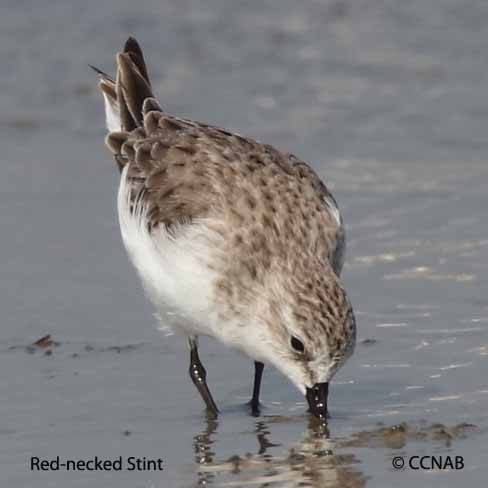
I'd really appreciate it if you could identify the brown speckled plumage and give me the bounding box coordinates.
[95,38,356,409]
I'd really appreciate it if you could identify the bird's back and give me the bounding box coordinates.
[98,39,344,266]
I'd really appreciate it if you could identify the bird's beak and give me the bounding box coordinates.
[306,382,329,420]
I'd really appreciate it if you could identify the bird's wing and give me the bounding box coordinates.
[94,37,345,273]
[284,154,346,276]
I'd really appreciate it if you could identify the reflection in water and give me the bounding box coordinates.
[255,421,280,455]
[192,415,366,488]
[194,416,218,486]
[191,416,479,487]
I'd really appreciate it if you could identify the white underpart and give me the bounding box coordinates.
[102,92,121,132]
[117,166,223,337]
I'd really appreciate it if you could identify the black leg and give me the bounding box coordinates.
[188,337,219,417]
[249,361,264,416]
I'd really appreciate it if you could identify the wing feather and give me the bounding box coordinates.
[95,37,345,272]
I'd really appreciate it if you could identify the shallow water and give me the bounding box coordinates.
[1,0,488,486]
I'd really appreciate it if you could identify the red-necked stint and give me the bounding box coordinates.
[93,37,356,420]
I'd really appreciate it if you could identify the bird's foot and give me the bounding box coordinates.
[247,399,262,417]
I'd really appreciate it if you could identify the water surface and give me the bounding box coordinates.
[1,1,488,486]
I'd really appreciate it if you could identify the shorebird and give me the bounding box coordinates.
[94,37,356,420]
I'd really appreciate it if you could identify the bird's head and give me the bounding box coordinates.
[251,261,356,420]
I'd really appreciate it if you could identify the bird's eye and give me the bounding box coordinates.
[290,336,305,353]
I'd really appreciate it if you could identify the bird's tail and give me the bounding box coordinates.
[92,37,163,169]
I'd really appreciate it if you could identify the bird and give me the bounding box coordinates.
[93,37,356,420]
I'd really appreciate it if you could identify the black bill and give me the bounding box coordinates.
[306,382,329,420]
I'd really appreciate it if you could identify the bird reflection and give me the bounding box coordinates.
[193,414,218,486]
[255,420,280,455]
[192,414,365,488]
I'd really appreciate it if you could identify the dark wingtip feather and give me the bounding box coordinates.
[123,36,150,85]
[117,52,154,129]
[124,36,140,52]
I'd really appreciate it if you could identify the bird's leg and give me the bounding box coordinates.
[248,361,264,416]
[188,337,219,417]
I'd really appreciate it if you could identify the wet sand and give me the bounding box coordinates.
[1,1,488,486]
